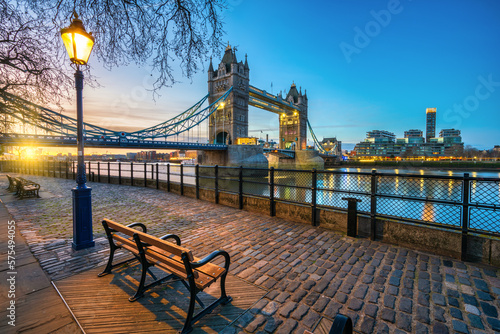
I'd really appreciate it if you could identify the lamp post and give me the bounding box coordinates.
[61,12,95,250]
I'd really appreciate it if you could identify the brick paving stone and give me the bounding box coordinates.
[396,312,412,332]
[433,322,450,334]
[367,290,379,303]
[451,307,463,320]
[380,308,396,323]
[387,285,399,296]
[312,296,329,313]
[246,314,266,333]
[418,292,430,306]
[467,314,484,330]
[384,295,396,309]
[278,301,297,317]
[323,301,342,319]
[365,304,378,318]
[479,301,498,318]
[304,291,320,306]
[302,311,320,329]
[348,298,364,311]
[415,321,429,334]
[416,306,430,324]
[433,293,446,306]
[250,299,269,314]
[486,317,500,331]
[291,304,309,320]
[353,284,368,299]
[452,319,469,334]
[359,317,375,334]
[435,306,446,322]
[274,291,290,304]
[275,319,296,334]
[261,301,279,316]
[335,292,348,304]
[376,322,390,333]
[399,298,412,313]
[302,280,316,290]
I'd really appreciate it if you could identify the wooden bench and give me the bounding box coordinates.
[14,177,40,199]
[6,175,17,192]
[99,218,232,334]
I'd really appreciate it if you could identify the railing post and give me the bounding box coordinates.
[167,164,170,192]
[370,169,377,240]
[59,161,62,178]
[461,173,470,261]
[119,161,122,185]
[195,164,200,199]
[156,163,159,190]
[73,161,76,180]
[66,161,69,179]
[269,167,275,216]
[97,162,101,182]
[53,160,56,177]
[214,165,219,204]
[130,162,134,186]
[144,162,147,187]
[88,161,91,180]
[108,162,111,183]
[180,164,184,196]
[239,166,243,210]
[311,168,318,226]
[151,164,154,180]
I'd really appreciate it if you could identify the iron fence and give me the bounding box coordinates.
[3,160,499,257]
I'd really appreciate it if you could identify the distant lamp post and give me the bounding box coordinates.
[61,12,95,250]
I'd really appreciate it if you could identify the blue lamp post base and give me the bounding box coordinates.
[72,186,94,250]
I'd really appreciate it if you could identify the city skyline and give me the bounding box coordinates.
[44,0,500,153]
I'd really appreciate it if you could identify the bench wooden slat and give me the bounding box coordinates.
[103,219,194,261]
[148,246,225,280]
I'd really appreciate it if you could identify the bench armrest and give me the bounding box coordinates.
[159,234,181,245]
[190,250,230,271]
[126,222,147,233]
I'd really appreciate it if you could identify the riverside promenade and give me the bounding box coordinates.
[1,173,499,333]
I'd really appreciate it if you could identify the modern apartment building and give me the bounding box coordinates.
[425,108,437,143]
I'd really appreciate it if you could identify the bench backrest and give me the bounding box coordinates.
[103,218,193,261]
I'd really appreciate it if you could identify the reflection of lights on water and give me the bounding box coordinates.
[422,201,435,222]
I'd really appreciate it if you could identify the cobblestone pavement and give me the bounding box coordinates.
[2,173,500,333]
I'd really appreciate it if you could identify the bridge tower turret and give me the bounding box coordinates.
[279,83,308,150]
[208,43,249,144]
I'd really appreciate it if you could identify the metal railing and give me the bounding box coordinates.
[3,160,499,260]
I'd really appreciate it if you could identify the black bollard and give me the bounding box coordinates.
[342,197,362,237]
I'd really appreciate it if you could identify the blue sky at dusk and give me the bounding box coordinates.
[81,0,500,150]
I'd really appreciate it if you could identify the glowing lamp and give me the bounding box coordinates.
[60,12,95,65]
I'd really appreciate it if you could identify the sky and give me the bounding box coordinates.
[58,0,500,153]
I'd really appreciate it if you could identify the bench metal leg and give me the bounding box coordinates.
[181,287,198,334]
[129,260,151,302]
[180,280,205,308]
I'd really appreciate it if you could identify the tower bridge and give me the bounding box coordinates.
[0,43,335,167]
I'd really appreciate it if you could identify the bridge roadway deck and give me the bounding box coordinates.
[0,173,499,333]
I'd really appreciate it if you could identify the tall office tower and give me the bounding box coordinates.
[426,108,437,143]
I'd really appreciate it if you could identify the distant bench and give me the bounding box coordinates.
[99,218,232,334]
[6,175,40,199]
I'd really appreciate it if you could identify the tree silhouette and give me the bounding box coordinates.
[0,0,225,105]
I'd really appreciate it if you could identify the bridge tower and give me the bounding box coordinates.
[208,43,250,144]
[279,83,308,150]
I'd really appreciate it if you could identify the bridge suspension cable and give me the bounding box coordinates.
[307,120,336,155]
[0,87,233,142]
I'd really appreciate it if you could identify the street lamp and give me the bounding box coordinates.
[61,12,95,250]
